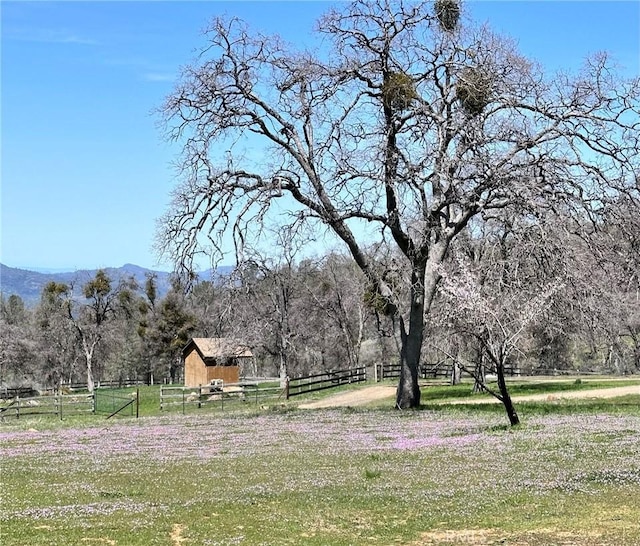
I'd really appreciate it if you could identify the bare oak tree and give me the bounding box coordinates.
[159,0,639,408]
[236,237,301,386]
[303,254,369,371]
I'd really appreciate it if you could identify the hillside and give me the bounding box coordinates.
[0,263,236,306]
[0,263,174,306]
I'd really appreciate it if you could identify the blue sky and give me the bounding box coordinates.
[1,1,638,272]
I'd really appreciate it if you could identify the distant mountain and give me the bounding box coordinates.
[0,263,174,306]
[0,263,238,306]
[0,263,237,306]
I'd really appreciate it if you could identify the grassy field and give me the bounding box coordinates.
[1,380,640,545]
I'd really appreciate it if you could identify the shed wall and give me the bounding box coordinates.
[206,365,240,384]
[184,349,241,386]
[184,351,208,387]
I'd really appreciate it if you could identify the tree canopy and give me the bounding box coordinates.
[156,0,638,407]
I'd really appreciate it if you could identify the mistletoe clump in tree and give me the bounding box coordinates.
[434,0,460,31]
[158,0,639,409]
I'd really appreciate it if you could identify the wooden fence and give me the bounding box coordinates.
[374,363,447,381]
[0,386,40,399]
[65,379,148,391]
[375,362,521,381]
[0,393,94,420]
[285,367,367,398]
[160,381,284,413]
[1,379,150,398]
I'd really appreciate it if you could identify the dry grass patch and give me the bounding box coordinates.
[411,528,501,545]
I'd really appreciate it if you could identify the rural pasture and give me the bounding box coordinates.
[1,382,640,545]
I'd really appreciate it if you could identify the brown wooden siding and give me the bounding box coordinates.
[184,351,207,387]
[184,349,240,387]
[206,365,239,384]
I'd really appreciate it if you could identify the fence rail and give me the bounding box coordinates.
[66,379,148,391]
[286,367,367,398]
[375,363,521,382]
[160,381,285,413]
[523,368,603,376]
[0,386,39,399]
[0,393,94,420]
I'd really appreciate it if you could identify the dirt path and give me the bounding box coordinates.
[298,385,396,409]
[444,384,640,405]
[297,384,639,409]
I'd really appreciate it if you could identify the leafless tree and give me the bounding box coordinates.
[39,272,135,392]
[298,254,368,370]
[158,0,639,408]
[564,197,640,372]
[233,231,305,385]
[34,287,81,388]
[0,296,38,388]
[437,231,566,425]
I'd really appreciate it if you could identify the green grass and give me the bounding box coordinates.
[2,378,640,545]
[419,377,640,401]
[3,377,638,428]
[93,385,163,416]
[421,394,640,420]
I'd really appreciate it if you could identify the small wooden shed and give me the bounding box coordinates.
[183,338,253,387]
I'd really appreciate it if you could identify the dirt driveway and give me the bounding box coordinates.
[297,384,639,409]
[298,385,396,409]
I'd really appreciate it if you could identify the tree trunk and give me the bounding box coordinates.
[472,342,486,393]
[170,357,180,384]
[279,334,288,388]
[81,337,96,394]
[86,353,95,394]
[396,263,427,409]
[343,324,357,370]
[395,253,446,409]
[344,305,364,370]
[450,359,462,386]
[496,359,519,426]
[396,318,422,408]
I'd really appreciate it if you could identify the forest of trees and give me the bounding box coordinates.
[1,203,638,395]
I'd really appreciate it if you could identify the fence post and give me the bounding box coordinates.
[57,392,63,421]
[284,376,290,400]
[136,387,139,419]
[16,396,20,420]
